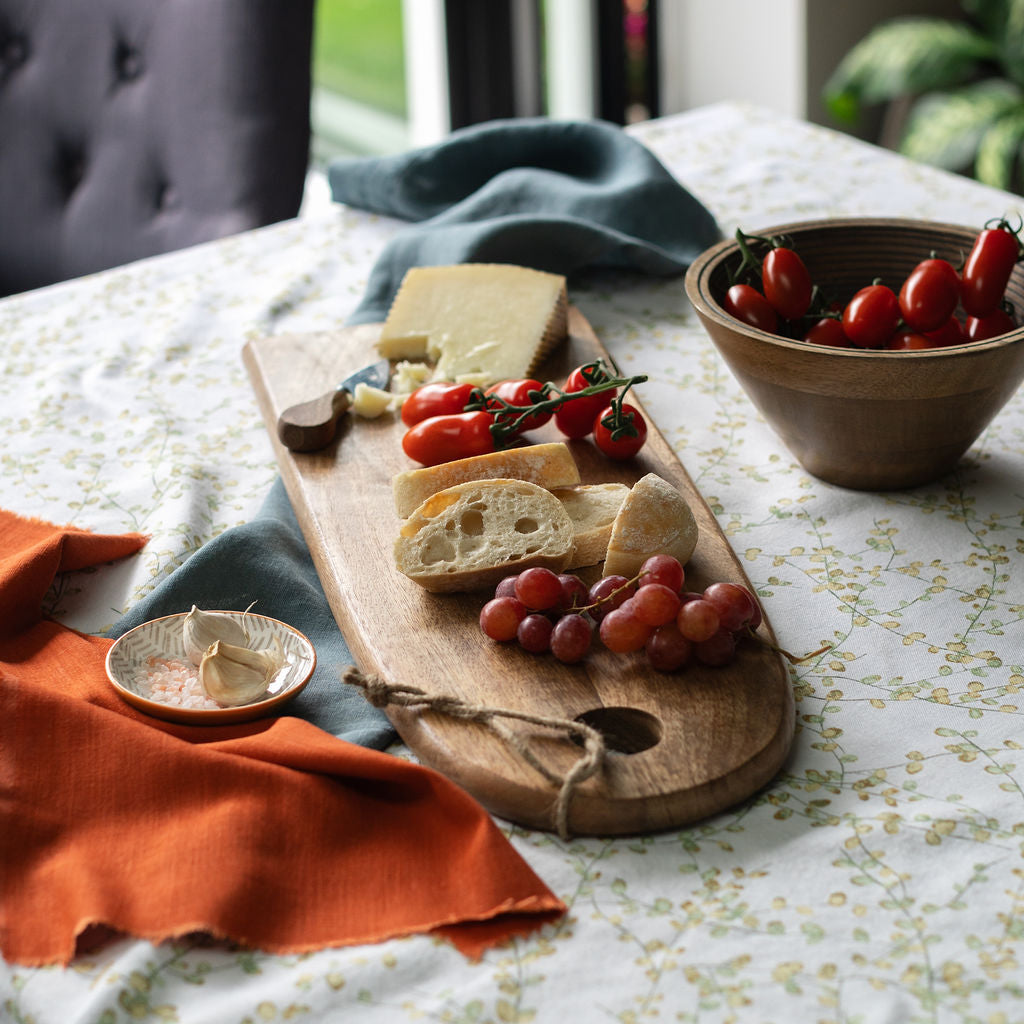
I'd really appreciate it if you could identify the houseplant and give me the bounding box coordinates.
[824,0,1024,191]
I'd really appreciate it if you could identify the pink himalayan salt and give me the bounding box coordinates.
[139,656,220,710]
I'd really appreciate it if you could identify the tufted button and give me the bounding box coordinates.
[1,31,28,73]
[114,40,142,81]
[155,181,176,211]
[57,144,86,198]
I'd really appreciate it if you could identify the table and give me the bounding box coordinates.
[4,101,1024,1023]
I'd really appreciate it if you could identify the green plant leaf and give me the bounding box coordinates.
[998,0,1024,85]
[962,0,1014,39]
[899,78,1024,172]
[824,17,997,123]
[975,106,1024,185]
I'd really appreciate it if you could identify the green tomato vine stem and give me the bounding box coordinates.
[464,359,647,446]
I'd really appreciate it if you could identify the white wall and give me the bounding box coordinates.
[657,0,965,138]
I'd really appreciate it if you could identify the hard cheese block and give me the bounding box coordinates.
[377,264,568,384]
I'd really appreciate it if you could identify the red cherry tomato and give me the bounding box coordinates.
[484,378,550,435]
[961,225,1020,317]
[898,258,960,332]
[554,364,614,439]
[965,308,1017,341]
[762,247,812,320]
[401,410,495,466]
[400,382,476,427]
[803,317,850,347]
[592,403,647,460]
[723,283,778,333]
[841,284,900,349]
[887,330,937,350]
[924,316,966,347]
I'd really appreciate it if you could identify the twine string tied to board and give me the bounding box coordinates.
[343,667,605,840]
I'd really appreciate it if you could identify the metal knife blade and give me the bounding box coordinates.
[276,357,391,453]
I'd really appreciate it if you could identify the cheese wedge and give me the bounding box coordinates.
[377,264,568,385]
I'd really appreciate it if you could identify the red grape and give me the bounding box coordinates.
[646,624,693,672]
[551,614,593,663]
[694,629,737,666]
[494,574,519,599]
[631,583,682,626]
[702,582,756,632]
[599,606,652,653]
[480,597,527,642]
[517,613,553,653]
[515,567,563,610]
[587,575,636,620]
[677,599,720,642]
[557,573,589,612]
[639,554,684,592]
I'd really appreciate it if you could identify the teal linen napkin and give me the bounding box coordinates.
[328,117,721,324]
[107,478,395,748]
[110,118,720,747]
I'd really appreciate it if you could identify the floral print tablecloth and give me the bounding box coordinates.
[3,102,1024,1024]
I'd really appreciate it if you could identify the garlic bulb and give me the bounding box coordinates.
[199,637,286,707]
[182,605,250,666]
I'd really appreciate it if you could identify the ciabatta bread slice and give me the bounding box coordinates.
[394,478,574,593]
[552,482,630,569]
[603,473,698,578]
[392,442,580,519]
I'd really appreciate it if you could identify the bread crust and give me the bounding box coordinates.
[394,478,574,593]
[603,473,699,578]
[393,442,580,519]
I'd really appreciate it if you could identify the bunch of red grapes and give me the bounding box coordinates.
[478,554,762,672]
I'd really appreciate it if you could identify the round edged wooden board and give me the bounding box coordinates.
[243,307,794,836]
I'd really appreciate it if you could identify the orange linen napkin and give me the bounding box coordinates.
[0,510,565,966]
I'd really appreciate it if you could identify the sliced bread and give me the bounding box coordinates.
[552,482,630,569]
[394,478,574,593]
[392,441,580,519]
[603,473,699,578]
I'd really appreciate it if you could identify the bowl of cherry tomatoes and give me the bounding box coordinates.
[684,217,1024,489]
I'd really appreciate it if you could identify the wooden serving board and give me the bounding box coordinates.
[243,308,794,836]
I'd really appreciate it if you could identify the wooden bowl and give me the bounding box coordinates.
[684,217,1024,489]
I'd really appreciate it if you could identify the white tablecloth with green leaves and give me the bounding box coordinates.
[4,102,1024,1024]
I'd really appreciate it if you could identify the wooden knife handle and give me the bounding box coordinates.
[276,388,353,452]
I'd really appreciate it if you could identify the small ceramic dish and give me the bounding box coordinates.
[105,610,316,725]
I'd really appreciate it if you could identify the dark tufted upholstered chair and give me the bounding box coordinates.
[0,0,313,297]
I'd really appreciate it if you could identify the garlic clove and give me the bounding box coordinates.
[199,637,286,707]
[182,605,250,666]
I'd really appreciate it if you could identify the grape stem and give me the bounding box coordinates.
[746,631,832,664]
[463,358,647,447]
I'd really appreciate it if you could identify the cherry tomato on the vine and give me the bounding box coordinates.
[762,246,812,320]
[803,317,850,347]
[400,381,476,427]
[887,330,936,350]
[723,283,778,333]
[841,284,900,349]
[961,225,1020,317]
[965,308,1017,341]
[592,403,647,460]
[484,378,550,435]
[898,258,960,332]
[924,316,966,347]
[554,364,614,439]
[401,410,495,466]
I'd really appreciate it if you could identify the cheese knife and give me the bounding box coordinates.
[276,357,391,453]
